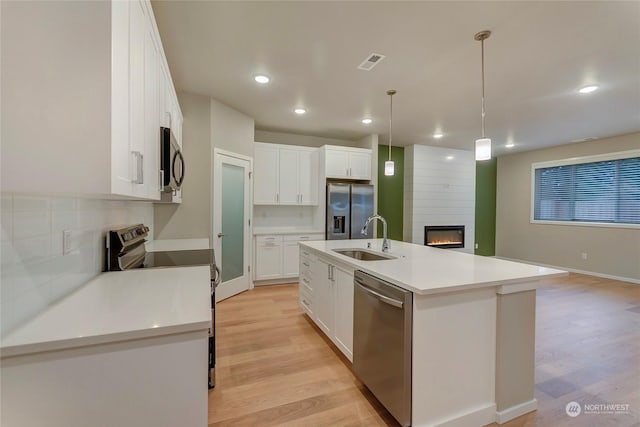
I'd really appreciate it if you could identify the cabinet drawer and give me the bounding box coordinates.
[284,233,324,242]
[256,235,283,245]
[299,275,312,293]
[299,286,313,317]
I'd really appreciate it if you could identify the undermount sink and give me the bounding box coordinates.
[333,248,397,261]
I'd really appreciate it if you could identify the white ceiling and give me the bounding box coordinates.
[151,1,640,155]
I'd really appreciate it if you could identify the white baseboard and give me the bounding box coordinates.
[420,403,496,427]
[253,277,298,286]
[495,399,537,424]
[494,257,639,285]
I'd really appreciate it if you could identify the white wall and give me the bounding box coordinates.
[1,194,153,335]
[496,132,640,282]
[211,98,255,158]
[403,145,476,253]
[155,92,212,240]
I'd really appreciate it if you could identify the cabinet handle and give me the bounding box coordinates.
[327,264,331,280]
[302,262,309,267]
[346,168,349,176]
[276,193,279,203]
[302,277,309,284]
[132,151,144,184]
[349,167,352,177]
[302,299,310,306]
[159,170,164,192]
[300,194,303,203]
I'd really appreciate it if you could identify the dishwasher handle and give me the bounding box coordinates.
[355,281,404,309]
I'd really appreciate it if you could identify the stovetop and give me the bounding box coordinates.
[143,249,214,269]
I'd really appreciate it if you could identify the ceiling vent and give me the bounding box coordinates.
[357,53,386,71]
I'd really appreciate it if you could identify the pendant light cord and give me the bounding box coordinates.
[389,92,393,161]
[481,37,486,138]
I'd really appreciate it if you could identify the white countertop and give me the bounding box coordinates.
[300,239,567,295]
[0,266,211,358]
[145,238,210,252]
[253,228,324,236]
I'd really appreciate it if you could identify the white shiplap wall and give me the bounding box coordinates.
[403,145,476,253]
[0,194,154,335]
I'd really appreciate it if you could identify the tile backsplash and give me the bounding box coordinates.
[1,194,154,336]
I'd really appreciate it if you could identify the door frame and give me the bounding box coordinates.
[212,148,253,301]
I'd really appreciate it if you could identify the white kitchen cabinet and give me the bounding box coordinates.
[1,0,179,201]
[322,146,372,180]
[332,265,354,359]
[298,250,314,318]
[254,236,283,280]
[253,144,280,204]
[300,251,354,361]
[253,143,318,205]
[283,239,301,276]
[313,257,333,336]
[254,233,324,282]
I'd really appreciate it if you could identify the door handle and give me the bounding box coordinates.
[356,283,403,308]
[217,233,225,238]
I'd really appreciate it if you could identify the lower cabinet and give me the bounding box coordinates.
[254,233,324,282]
[299,251,354,362]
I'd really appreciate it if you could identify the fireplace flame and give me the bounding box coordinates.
[428,240,463,245]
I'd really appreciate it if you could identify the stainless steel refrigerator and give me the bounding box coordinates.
[326,183,374,240]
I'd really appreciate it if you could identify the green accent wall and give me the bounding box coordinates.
[475,158,497,256]
[377,146,404,240]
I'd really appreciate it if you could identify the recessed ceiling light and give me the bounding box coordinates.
[579,85,598,94]
[505,142,515,148]
[294,108,306,115]
[433,133,444,139]
[253,74,270,84]
[361,118,373,124]
[446,155,454,160]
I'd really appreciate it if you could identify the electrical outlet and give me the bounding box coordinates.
[581,252,588,260]
[475,243,479,249]
[63,230,72,255]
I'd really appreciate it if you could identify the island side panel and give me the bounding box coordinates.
[0,330,208,427]
[412,288,497,427]
[495,289,537,423]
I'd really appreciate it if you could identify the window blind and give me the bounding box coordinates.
[533,156,640,225]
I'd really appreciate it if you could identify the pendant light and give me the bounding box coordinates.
[384,89,396,176]
[474,30,491,161]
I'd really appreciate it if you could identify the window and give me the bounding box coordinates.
[531,150,640,227]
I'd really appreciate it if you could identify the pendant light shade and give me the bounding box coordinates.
[384,160,395,176]
[475,138,491,161]
[385,89,396,176]
[474,30,492,161]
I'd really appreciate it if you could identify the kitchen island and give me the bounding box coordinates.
[0,266,211,427]
[299,239,566,427]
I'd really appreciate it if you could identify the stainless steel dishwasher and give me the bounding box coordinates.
[353,270,412,427]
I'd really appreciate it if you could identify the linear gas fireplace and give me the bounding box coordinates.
[424,225,465,249]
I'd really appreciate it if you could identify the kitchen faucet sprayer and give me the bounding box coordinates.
[361,214,390,252]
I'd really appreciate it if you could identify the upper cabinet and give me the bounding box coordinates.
[322,146,372,180]
[253,143,318,206]
[0,0,182,201]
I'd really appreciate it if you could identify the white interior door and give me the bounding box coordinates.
[213,149,252,302]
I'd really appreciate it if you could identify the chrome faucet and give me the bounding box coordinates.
[361,214,390,252]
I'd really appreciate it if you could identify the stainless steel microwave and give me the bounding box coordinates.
[160,127,185,193]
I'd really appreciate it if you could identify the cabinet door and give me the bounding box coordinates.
[325,149,349,178]
[253,144,279,204]
[143,23,161,200]
[278,148,299,205]
[283,241,300,276]
[255,243,283,280]
[333,266,354,361]
[297,150,318,205]
[313,258,333,335]
[128,0,146,197]
[348,152,372,180]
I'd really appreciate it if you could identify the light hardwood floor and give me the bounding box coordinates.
[209,274,640,426]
